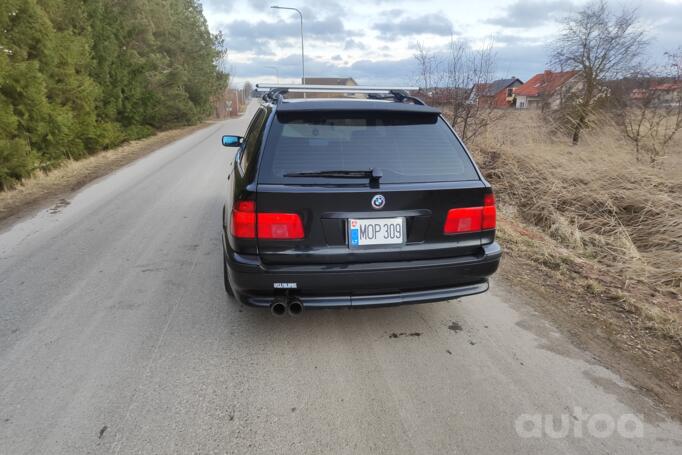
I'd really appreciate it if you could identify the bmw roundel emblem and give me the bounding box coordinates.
[371,194,386,210]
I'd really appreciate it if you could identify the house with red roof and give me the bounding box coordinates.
[630,82,682,106]
[514,70,581,109]
[468,77,524,108]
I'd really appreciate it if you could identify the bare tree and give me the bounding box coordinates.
[413,42,439,98]
[550,0,648,144]
[444,37,498,142]
[622,51,682,165]
[413,37,498,143]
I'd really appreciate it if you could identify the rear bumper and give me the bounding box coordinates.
[223,234,501,309]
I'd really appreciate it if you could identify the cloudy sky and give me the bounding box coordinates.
[200,0,682,87]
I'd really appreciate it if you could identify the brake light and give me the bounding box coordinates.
[482,193,496,230]
[231,201,304,240]
[231,201,256,238]
[443,193,496,234]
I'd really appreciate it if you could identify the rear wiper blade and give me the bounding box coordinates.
[284,168,383,180]
[284,170,368,178]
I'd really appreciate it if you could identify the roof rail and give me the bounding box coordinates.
[256,84,425,105]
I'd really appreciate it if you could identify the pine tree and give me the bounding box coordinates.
[0,0,228,190]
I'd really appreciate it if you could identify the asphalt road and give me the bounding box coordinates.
[1,101,681,454]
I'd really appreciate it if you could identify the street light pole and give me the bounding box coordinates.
[270,5,305,86]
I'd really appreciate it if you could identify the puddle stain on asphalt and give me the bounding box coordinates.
[48,199,70,214]
[448,322,463,332]
[140,267,167,273]
[389,332,422,339]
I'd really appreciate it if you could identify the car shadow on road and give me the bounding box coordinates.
[220,294,471,344]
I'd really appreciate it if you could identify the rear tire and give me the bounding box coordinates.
[223,251,235,297]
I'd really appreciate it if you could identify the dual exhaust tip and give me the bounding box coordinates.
[270,297,303,317]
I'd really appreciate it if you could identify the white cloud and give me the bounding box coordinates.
[374,13,455,38]
[485,0,575,28]
[200,0,682,87]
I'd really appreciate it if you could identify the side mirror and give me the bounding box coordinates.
[222,135,242,147]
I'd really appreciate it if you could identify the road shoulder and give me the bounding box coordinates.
[496,216,682,422]
[0,122,220,230]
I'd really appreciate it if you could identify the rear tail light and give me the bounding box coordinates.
[231,201,304,240]
[444,207,483,233]
[482,193,496,230]
[257,213,304,239]
[231,201,256,238]
[444,192,496,234]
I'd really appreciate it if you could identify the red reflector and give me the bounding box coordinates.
[444,207,483,234]
[257,213,304,239]
[231,201,256,238]
[482,193,496,230]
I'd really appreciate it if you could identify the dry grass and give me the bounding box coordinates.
[468,110,682,343]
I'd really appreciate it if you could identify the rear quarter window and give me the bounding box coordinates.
[258,111,479,184]
[240,108,268,174]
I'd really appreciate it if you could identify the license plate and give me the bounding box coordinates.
[348,217,405,247]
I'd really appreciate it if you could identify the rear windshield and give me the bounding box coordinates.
[258,112,479,184]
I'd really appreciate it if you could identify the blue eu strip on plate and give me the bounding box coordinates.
[350,225,359,246]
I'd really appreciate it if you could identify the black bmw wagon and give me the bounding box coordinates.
[221,85,501,315]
